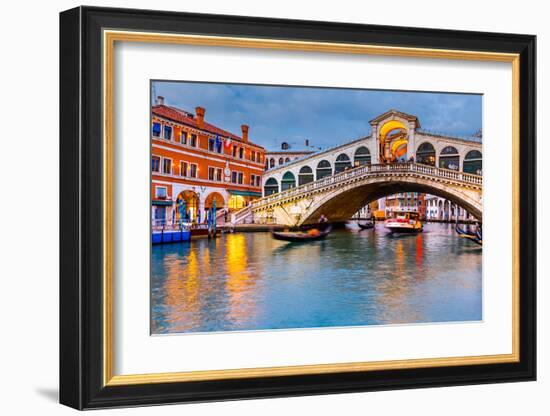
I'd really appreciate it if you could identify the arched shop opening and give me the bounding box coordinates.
[281,171,296,191]
[354,146,371,166]
[334,153,352,173]
[298,166,314,185]
[463,150,482,175]
[439,146,460,170]
[204,192,225,211]
[228,195,246,210]
[176,190,199,222]
[316,160,332,180]
[416,142,436,166]
[264,178,279,196]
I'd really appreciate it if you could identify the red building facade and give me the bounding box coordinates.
[151,97,266,227]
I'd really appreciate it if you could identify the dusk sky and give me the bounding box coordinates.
[152,81,482,150]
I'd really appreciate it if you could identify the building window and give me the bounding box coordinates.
[269,158,275,168]
[162,158,172,174]
[463,150,482,175]
[180,161,188,177]
[215,168,222,182]
[189,134,197,147]
[264,178,278,196]
[278,157,284,165]
[152,122,161,137]
[238,172,243,184]
[151,156,160,172]
[208,138,215,152]
[189,163,198,178]
[232,146,237,157]
[354,146,371,166]
[155,187,167,199]
[250,174,256,186]
[251,151,256,162]
[255,176,260,187]
[439,146,460,170]
[180,131,187,144]
[163,125,172,140]
[239,148,244,159]
[231,171,238,183]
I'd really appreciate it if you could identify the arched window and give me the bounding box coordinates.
[269,158,275,168]
[278,157,284,165]
[281,171,296,191]
[416,142,436,166]
[264,178,279,196]
[316,160,332,180]
[298,166,314,186]
[285,157,290,163]
[354,146,371,166]
[463,150,482,175]
[439,146,460,170]
[334,153,351,173]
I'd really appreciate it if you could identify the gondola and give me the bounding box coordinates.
[455,224,482,245]
[272,226,331,242]
[357,221,375,230]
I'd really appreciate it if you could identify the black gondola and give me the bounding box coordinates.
[272,226,331,242]
[357,221,375,230]
[455,224,482,245]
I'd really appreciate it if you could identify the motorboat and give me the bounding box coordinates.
[384,211,423,233]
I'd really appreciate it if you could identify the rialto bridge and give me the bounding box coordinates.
[234,109,483,226]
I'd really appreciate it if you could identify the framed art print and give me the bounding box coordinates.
[60,6,536,409]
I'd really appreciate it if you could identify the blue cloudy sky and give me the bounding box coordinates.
[152,81,482,150]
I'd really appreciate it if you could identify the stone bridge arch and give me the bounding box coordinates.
[297,175,482,225]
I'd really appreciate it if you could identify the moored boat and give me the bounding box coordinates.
[357,221,375,230]
[455,224,482,245]
[384,211,423,233]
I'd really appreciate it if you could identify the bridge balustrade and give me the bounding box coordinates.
[253,162,482,210]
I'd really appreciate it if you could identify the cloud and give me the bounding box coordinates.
[153,81,482,149]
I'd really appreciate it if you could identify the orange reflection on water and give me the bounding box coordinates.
[161,249,203,332]
[224,234,258,326]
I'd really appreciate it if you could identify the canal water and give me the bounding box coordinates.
[151,223,482,334]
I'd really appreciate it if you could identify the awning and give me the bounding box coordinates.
[228,189,262,198]
[152,199,173,206]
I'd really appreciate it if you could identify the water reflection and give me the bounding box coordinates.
[151,223,482,334]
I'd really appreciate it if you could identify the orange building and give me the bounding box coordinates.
[151,97,265,227]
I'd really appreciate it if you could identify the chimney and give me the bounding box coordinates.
[195,107,205,128]
[156,96,165,106]
[241,124,249,142]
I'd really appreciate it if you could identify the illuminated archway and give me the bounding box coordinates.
[176,190,199,221]
[228,195,246,210]
[204,192,224,210]
[378,119,408,163]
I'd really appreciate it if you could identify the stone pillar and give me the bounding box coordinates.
[371,125,380,163]
[407,122,416,161]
